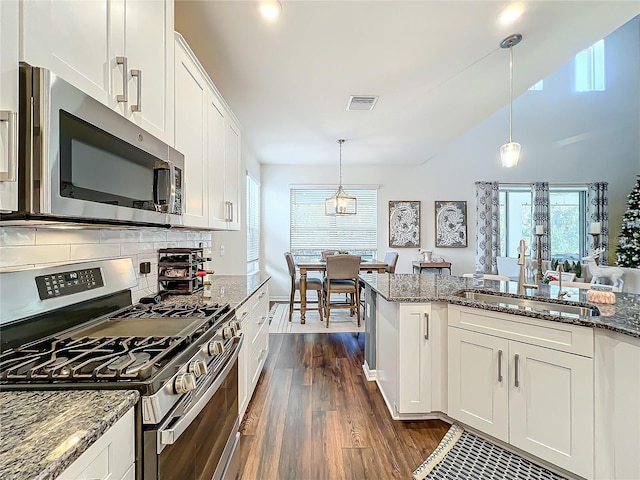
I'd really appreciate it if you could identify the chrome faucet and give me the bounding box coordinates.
[556,264,569,299]
[517,239,538,295]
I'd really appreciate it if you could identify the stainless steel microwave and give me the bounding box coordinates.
[1,63,183,227]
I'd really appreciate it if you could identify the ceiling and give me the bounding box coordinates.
[175,1,639,167]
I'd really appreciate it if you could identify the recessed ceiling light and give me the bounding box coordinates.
[498,4,523,25]
[259,1,282,21]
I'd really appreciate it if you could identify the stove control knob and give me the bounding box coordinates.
[174,373,196,394]
[205,340,224,356]
[188,360,208,378]
[230,320,242,331]
[222,326,235,340]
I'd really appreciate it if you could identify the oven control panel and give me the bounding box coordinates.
[35,267,104,299]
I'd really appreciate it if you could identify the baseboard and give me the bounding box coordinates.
[362,361,376,381]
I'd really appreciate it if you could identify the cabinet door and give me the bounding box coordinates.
[174,45,208,228]
[448,327,509,442]
[224,118,241,230]
[509,341,593,479]
[21,0,113,107]
[207,89,228,229]
[398,304,432,413]
[123,0,173,143]
[0,0,18,212]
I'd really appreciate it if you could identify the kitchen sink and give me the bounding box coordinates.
[459,291,601,317]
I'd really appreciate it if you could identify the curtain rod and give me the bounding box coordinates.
[497,182,593,187]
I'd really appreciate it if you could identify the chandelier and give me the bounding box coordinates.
[325,139,357,216]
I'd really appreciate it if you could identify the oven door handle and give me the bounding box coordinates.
[158,335,243,452]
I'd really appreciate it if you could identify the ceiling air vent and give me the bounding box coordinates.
[347,95,378,111]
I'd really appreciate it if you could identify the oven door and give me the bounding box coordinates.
[143,335,243,480]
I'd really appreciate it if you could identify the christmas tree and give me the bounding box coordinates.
[616,175,640,268]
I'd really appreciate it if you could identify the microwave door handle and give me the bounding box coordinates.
[168,162,176,214]
[153,164,170,212]
[157,335,243,453]
[0,111,17,182]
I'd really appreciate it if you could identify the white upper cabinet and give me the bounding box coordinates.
[224,118,241,231]
[175,33,242,231]
[20,0,174,144]
[0,0,19,212]
[174,42,208,228]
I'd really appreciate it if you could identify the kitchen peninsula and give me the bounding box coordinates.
[361,273,640,480]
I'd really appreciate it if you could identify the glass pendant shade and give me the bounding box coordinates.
[500,141,521,168]
[325,139,357,216]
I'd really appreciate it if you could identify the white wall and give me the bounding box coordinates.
[262,16,640,300]
[0,227,212,302]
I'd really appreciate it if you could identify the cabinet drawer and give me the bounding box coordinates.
[448,305,593,357]
[249,329,269,390]
[59,408,134,480]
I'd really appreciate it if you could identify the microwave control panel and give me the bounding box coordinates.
[35,268,104,300]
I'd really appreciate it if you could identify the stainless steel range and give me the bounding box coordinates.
[0,258,242,480]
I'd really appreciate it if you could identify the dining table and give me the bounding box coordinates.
[297,258,388,324]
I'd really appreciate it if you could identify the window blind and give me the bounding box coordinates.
[290,187,377,252]
[247,175,260,264]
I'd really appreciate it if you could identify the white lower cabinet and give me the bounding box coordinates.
[58,408,135,480]
[238,281,270,419]
[376,299,447,419]
[594,330,640,479]
[448,306,594,480]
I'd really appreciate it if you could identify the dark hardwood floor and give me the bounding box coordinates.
[238,333,450,479]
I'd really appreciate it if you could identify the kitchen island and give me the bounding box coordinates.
[361,273,640,480]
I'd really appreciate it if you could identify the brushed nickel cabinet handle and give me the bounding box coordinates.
[0,111,17,182]
[497,349,503,383]
[116,56,128,103]
[514,353,520,388]
[423,312,429,340]
[131,69,142,112]
[229,202,234,222]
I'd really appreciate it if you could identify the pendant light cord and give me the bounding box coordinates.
[338,139,344,186]
[509,45,514,143]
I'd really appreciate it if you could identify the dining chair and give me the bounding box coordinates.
[321,250,339,259]
[284,252,323,322]
[462,273,511,282]
[384,251,399,273]
[323,254,361,328]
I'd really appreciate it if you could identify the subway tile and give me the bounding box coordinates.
[0,245,71,268]
[0,227,36,246]
[36,228,101,245]
[121,242,156,255]
[166,230,194,242]
[70,243,121,261]
[100,230,141,243]
[139,229,168,243]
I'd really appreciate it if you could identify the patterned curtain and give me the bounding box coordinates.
[533,182,550,261]
[475,181,500,274]
[588,182,609,265]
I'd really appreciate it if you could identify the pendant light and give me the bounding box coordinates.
[500,33,523,168]
[325,139,357,216]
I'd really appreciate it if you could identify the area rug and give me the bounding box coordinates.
[268,303,364,334]
[413,424,567,480]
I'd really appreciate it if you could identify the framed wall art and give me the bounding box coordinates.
[435,201,467,248]
[389,201,421,248]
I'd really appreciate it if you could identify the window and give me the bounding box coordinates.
[575,39,605,92]
[528,80,544,91]
[499,186,587,262]
[499,188,532,257]
[290,186,377,261]
[247,174,260,273]
[549,189,587,262]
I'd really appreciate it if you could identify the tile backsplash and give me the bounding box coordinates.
[0,226,212,302]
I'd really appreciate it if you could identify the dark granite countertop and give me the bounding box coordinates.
[0,390,139,480]
[165,272,271,311]
[362,273,640,339]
